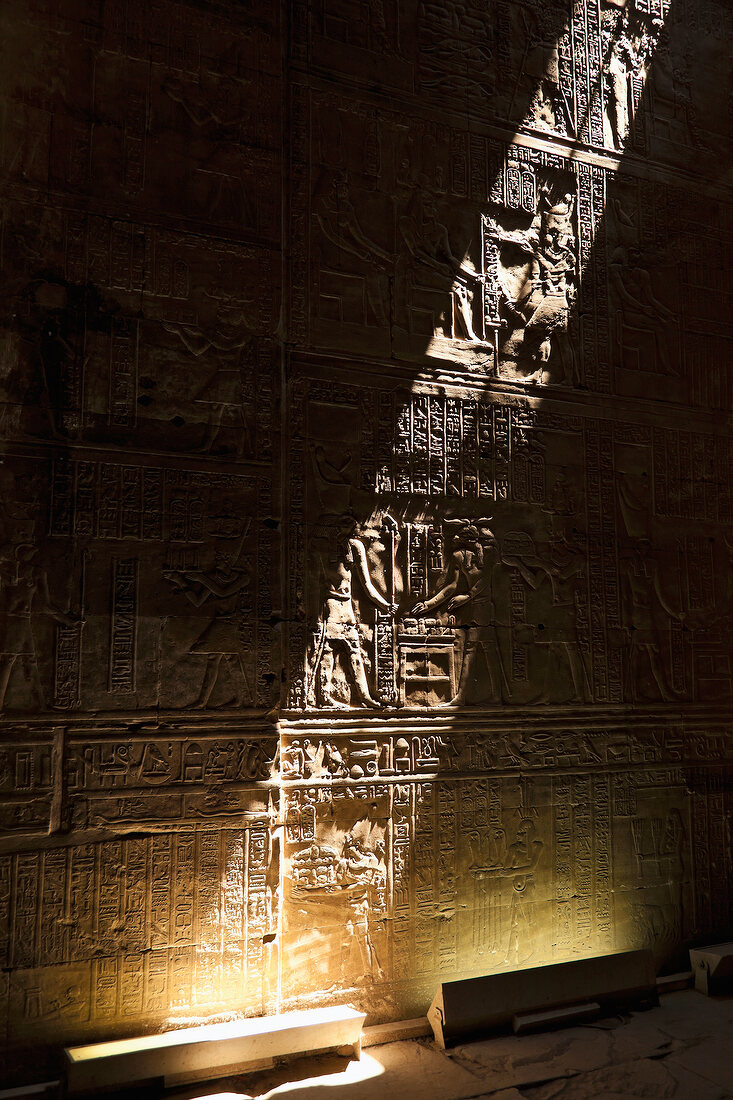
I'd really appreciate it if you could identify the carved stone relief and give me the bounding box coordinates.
[273,720,729,1016]
[286,375,733,715]
[307,102,605,385]
[2,0,733,1087]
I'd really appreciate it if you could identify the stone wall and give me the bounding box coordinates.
[1,0,733,1085]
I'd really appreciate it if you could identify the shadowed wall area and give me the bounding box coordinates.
[0,0,732,1085]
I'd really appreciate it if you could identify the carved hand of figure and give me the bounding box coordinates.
[447,594,470,612]
[162,569,187,588]
[381,513,401,546]
[54,609,83,627]
[501,295,527,323]
[411,601,428,617]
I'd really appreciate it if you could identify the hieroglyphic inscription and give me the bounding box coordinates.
[109,559,137,694]
[3,0,733,1084]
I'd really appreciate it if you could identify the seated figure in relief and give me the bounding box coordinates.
[489,183,578,384]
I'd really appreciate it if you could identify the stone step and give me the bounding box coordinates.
[428,949,657,1047]
[65,1005,365,1094]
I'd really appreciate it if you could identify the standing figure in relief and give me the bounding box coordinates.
[608,244,676,375]
[309,521,396,709]
[314,170,392,327]
[605,20,636,148]
[411,522,510,705]
[620,540,684,702]
[602,8,659,150]
[0,544,78,709]
[339,835,385,983]
[398,189,482,341]
[503,529,592,703]
[164,546,253,708]
[503,817,543,966]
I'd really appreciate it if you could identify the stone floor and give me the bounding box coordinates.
[158,989,733,1100]
[11,988,733,1100]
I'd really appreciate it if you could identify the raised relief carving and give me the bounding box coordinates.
[502,526,592,705]
[297,490,600,712]
[306,517,397,709]
[314,168,393,332]
[397,187,492,354]
[461,779,549,968]
[412,520,509,705]
[309,107,597,382]
[418,0,573,138]
[5,0,733,1083]
[0,739,53,835]
[606,190,680,390]
[601,4,661,151]
[164,527,254,710]
[162,323,258,459]
[315,0,394,55]
[488,173,579,385]
[619,540,685,703]
[0,544,80,712]
[290,834,386,983]
[282,788,388,998]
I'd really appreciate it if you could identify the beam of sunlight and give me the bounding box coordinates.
[215,0,691,1041]
[258,1052,385,1098]
[188,1094,253,1100]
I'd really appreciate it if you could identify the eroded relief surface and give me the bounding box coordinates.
[280,0,733,1029]
[2,0,733,1086]
[0,0,282,1080]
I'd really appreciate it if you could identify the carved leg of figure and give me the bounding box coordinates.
[566,642,593,703]
[356,926,384,983]
[478,642,509,704]
[232,654,253,707]
[318,642,351,709]
[565,339,580,387]
[346,637,381,708]
[611,77,628,148]
[316,641,332,704]
[235,405,253,458]
[453,284,478,341]
[0,655,17,710]
[366,272,389,327]
[654,331,675,376]
[448,636,477,706]
[195,403,226,453]
[193,655,223,707]
[626,637,640,701]
[489,891,501,955]
[38,393,67,440]
[554,330,580,387]
[504,907,520,966]
[32,653,48,710]
[481,628,511,704]
[525,645,552,704]
[450,629,508,705]
[306,625,327,707]
[647,642,678,701]
[526,320,557,381]
[340,920,356,982]
[539,644,574,705]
